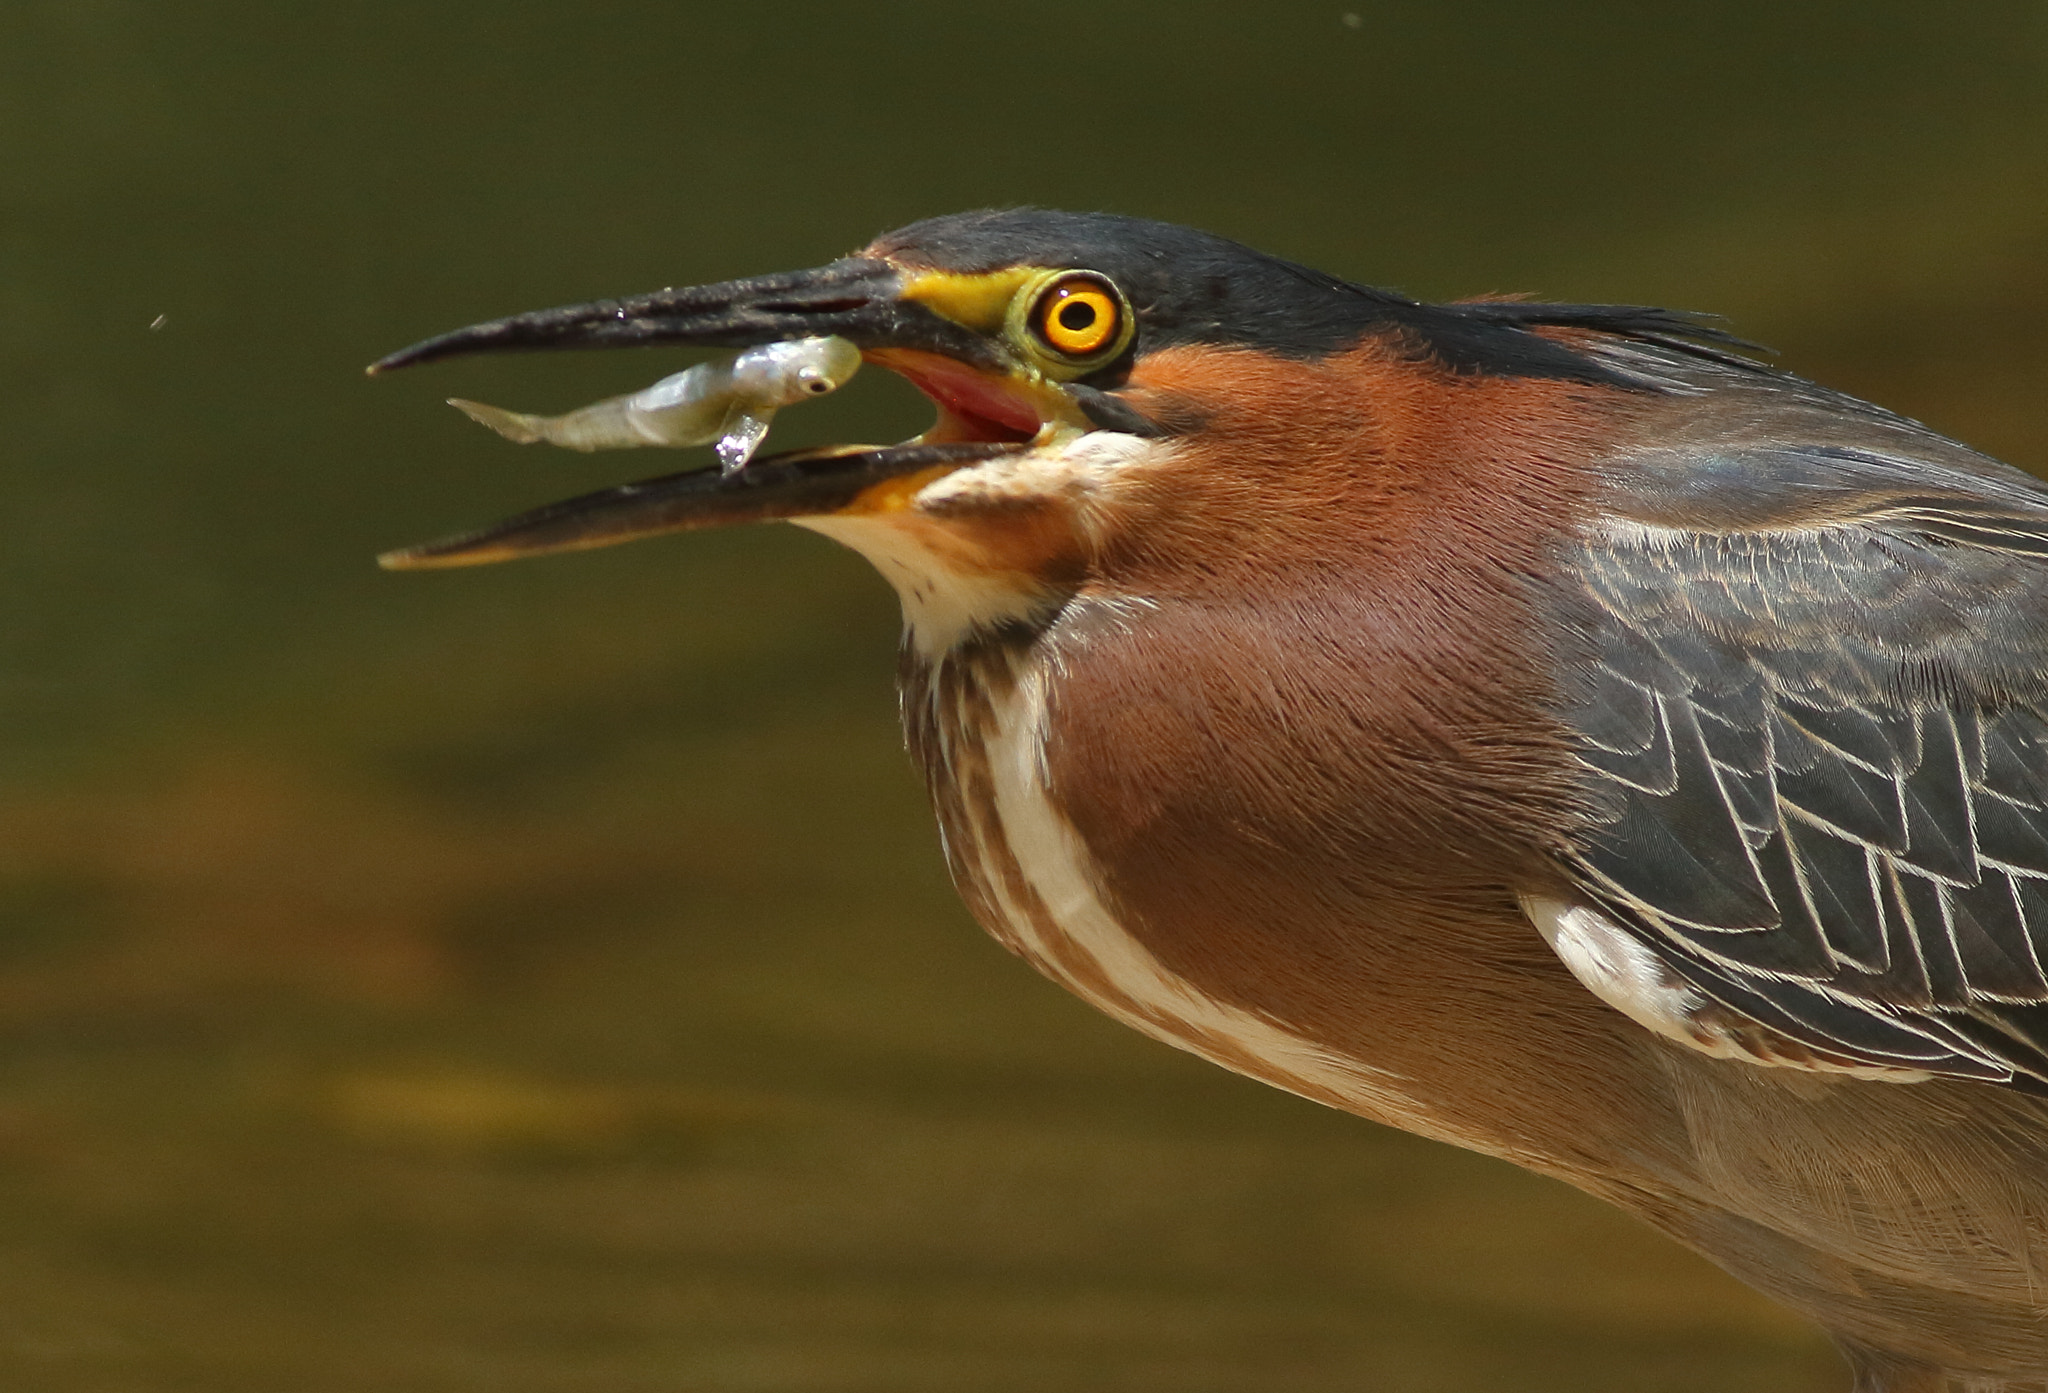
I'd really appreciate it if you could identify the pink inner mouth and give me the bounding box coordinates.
[865,349,1043,445]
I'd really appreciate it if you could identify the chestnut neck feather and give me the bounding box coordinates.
[1062,338,1622,885]
[916,336,1681,1170]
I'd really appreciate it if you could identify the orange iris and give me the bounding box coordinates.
[1035,278,1120,357]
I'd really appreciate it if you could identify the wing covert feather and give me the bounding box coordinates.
[1554,422,2048,1087]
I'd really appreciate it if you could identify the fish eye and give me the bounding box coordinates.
[1030,274,1124,360]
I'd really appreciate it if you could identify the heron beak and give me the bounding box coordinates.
[369,258,1074,570]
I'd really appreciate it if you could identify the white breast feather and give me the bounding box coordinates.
[801,434,1446,1134]
[976,658,1441,1128]
[1520,895,1932,1081]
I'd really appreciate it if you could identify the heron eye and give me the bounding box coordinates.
[1033,276,1121,358]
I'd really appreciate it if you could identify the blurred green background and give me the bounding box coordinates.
[6,2,2047,1388]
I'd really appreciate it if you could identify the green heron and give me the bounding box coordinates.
[372,210,2048,1391]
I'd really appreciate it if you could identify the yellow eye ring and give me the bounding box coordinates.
[1032,276,1123,359]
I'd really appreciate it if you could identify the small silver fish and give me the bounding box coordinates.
[448,335,862,475]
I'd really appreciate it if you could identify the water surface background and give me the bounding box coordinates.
[7,3,2048,1388]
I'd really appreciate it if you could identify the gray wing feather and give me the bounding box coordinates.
[1559,419,2048,1087]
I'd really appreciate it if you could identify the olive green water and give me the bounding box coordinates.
[8,3,2048,1387]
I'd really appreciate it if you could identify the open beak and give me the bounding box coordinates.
[369,256,1070,569]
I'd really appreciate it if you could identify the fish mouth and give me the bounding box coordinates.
[369,257,1073,569]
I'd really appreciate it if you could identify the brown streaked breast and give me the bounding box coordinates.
[1020,337,1696,1173]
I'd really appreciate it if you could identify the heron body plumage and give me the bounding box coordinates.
[375,209,2048,1389]
[873,336,2048,1386]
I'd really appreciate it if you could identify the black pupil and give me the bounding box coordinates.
[1056,299,1098,332]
